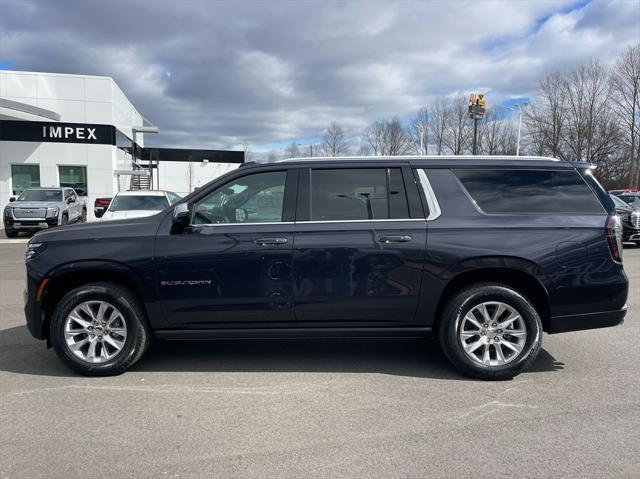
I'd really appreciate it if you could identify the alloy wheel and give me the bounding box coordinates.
[63,300,128,363]
[458,301,528,367]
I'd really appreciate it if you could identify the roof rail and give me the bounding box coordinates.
[276,155,561,163]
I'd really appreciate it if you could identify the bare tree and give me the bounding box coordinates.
[322,122,349,156]
[444,94,472,155]
[562,60,619,165]
[384,116,412,155]
[410,107,429,155]
[242,143,252,163]
[266,151,279,163]
[430,97,450,155]
[611,44,640,188]
[283,142,300,159]
[525,71,567,158]
[362,121,386,156]
[362,117,411,156]
[479,109,517,155]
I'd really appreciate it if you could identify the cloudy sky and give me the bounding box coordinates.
[0,0,638,153]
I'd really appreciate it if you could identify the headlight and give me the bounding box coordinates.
[25,243,46,261]
[45,207,58,218]
[4,207,12,218]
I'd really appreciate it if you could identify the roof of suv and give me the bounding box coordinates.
[242,155,589,169]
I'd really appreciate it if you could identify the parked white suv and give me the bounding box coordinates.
[96,190,181,220]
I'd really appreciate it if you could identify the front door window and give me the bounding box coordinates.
[192,171,287,225]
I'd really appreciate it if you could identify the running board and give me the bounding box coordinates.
[155,326,433,341]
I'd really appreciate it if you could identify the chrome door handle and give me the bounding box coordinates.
[378,235,412,243]
[255,237,288,246]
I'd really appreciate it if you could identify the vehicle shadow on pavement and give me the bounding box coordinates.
[0,325,564,379]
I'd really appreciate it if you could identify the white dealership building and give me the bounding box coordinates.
[0,70,242,218]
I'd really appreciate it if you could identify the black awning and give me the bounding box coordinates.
[141,147,244,164]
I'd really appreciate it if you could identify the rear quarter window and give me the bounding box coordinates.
[452,169,605,214]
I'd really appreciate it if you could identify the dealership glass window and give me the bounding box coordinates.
[58,166,88,196]
[11,164,40,196]
[310,168,409,221]
[192,171,287,225]
[452,169,604,214]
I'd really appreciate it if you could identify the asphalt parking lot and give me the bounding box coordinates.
[0,238,638,478]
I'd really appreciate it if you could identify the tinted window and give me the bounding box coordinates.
[310,168,409,221]
[619,195,640,208]
[109,195,169,211]
[17,189,62,202]
[167,192,181,205]
[59,166,88,196]
[193,171,286,224]
[11,165,40,195]
[610,194,630,208]
[453,169,604,214]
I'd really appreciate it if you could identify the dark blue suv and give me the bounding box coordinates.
[23,157,628,379]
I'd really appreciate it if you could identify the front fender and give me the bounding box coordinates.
[44,259,156,303]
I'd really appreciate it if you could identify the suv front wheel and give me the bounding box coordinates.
[50,282,150,376]
[439,283,542,380]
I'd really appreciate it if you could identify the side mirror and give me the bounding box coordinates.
[172,203,190,231]
[66,197,75,204]
[9,197,15,202]
[94,207,105,218]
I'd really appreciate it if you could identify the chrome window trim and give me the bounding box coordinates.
[190,219,426,227]
[296,218,425,224]
[191,221,295,227]
[417,169,442,221]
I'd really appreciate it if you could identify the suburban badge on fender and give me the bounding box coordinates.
[160,280,213,287]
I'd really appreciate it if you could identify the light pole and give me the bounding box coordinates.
[416,124,425,155]
[507,102,528,156]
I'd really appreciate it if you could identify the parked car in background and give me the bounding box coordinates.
[610,194,640,245]
[24,156,628,379]
[93,197,112,218]
[3,187,86,238]
[96,190,181,220]
[609,189,639,196]
[616,192,640,209]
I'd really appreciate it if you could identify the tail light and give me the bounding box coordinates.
[606,215,623,263]
[94,198,112,208]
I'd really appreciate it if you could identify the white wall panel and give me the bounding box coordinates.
[36,74,85,101]
[0,71,37,98]
[36,99,86,123]
[84,77,112,102]
[84,101,112,125]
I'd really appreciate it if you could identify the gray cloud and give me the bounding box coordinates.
[0,0,638,152]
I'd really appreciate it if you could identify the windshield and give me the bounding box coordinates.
[610,194,630,208]
[618,195,640,207]
[17,189,62,202]
[108,195,169,212]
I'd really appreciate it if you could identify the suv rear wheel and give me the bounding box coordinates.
[438,283,542,380]
[50,282,150,376]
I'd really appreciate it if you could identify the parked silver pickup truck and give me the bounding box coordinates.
[3,187,87,238]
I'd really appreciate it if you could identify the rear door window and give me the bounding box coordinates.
[309,168,409,221]
[453,169,604,214]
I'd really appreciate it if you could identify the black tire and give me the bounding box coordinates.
[61,214,68,225]
[4,228,19,238]
[438,283,543,380]
[79,209,87,223]
[50,282,151,376]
